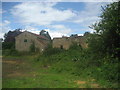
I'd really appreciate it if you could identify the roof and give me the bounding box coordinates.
[23,31,49,40]
[15,31,50,45]
[53,36,83,39]
[26,31,50,45]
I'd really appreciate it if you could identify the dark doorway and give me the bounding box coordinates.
[24,39,27,42]
[60,45,63,49]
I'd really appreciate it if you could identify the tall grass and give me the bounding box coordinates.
[3,43,119,88]
[35,44,119,88]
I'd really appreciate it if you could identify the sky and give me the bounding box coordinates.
[0,1,112,39]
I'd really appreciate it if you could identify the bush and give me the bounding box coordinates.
[43,44,64,56]
[93,61,119,83]
[69,42,82,50]
[29,42,35,53]
[35,39,119,88]
[2,42,15,50]
[2,49,20,56]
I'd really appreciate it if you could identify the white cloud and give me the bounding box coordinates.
[74,16,99,24]
[20,24,72,39]
[2,0,117,2]
[9,2,109,38]
[5,2,75,38]
[72,2,108,32]
[47,24,72,38]
[81,28,96,33]
[0,9,2,14]
[44,28,69,39]
[24,26,38,31]
[0,33,4,38]
[48,31,65,38]
[50,25,72,34]
[11,2,75,26]
[3,20,10,25]
[78,34,83,36]
[0,23,2,27]
[74,4,97,22]
[22,27,66,39]
[0,20,11,38]
[73,2,107,24]
[21,25,40,35]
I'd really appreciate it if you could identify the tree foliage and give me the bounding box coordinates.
[2,29,22,50]
[88,2,119,59]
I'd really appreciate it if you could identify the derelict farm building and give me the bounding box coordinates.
[53,35,87,50]
[15,31,51,52]
[15,30,87,52]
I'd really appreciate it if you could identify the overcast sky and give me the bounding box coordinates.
[1,1,111,38]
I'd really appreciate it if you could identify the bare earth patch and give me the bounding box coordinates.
[74,80,100,88]
[74,80,86,84]
[2,58,34,78]
[91,83,100,88]
[7,71,33,77]
[91,79,96,82]
[2,60,18,64]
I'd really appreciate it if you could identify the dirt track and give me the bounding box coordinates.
[2,58,33,78]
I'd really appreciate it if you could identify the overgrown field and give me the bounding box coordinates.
[2,45,119,88]
[2,2,119,88]
[2,55,100,88]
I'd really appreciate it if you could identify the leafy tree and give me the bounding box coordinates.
[87,2,120,84]
[84,32,90,36]
[40,30,51,40]
[0,38,3,50]
[89,2,119,59]
[4,28,22,42]
[3,29,22,50]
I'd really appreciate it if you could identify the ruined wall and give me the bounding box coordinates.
[53,36,87,50]
[53,37,72,50]
[16,31,87,52]
[70,36,87,48]
[15,31,49,52]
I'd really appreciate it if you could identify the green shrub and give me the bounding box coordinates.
[2,42,15,50]
[43,44,64,56]
[2,49,20,56]
[30,42,35,53]
[35,40,119,88]
[93,61,119,83]
[69,42,82,50]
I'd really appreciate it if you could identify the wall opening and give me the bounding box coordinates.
[60,45,63,49]
[24,39,27,42]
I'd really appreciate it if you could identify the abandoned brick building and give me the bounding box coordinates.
[52,34,87,50]
[15,30,51,52]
